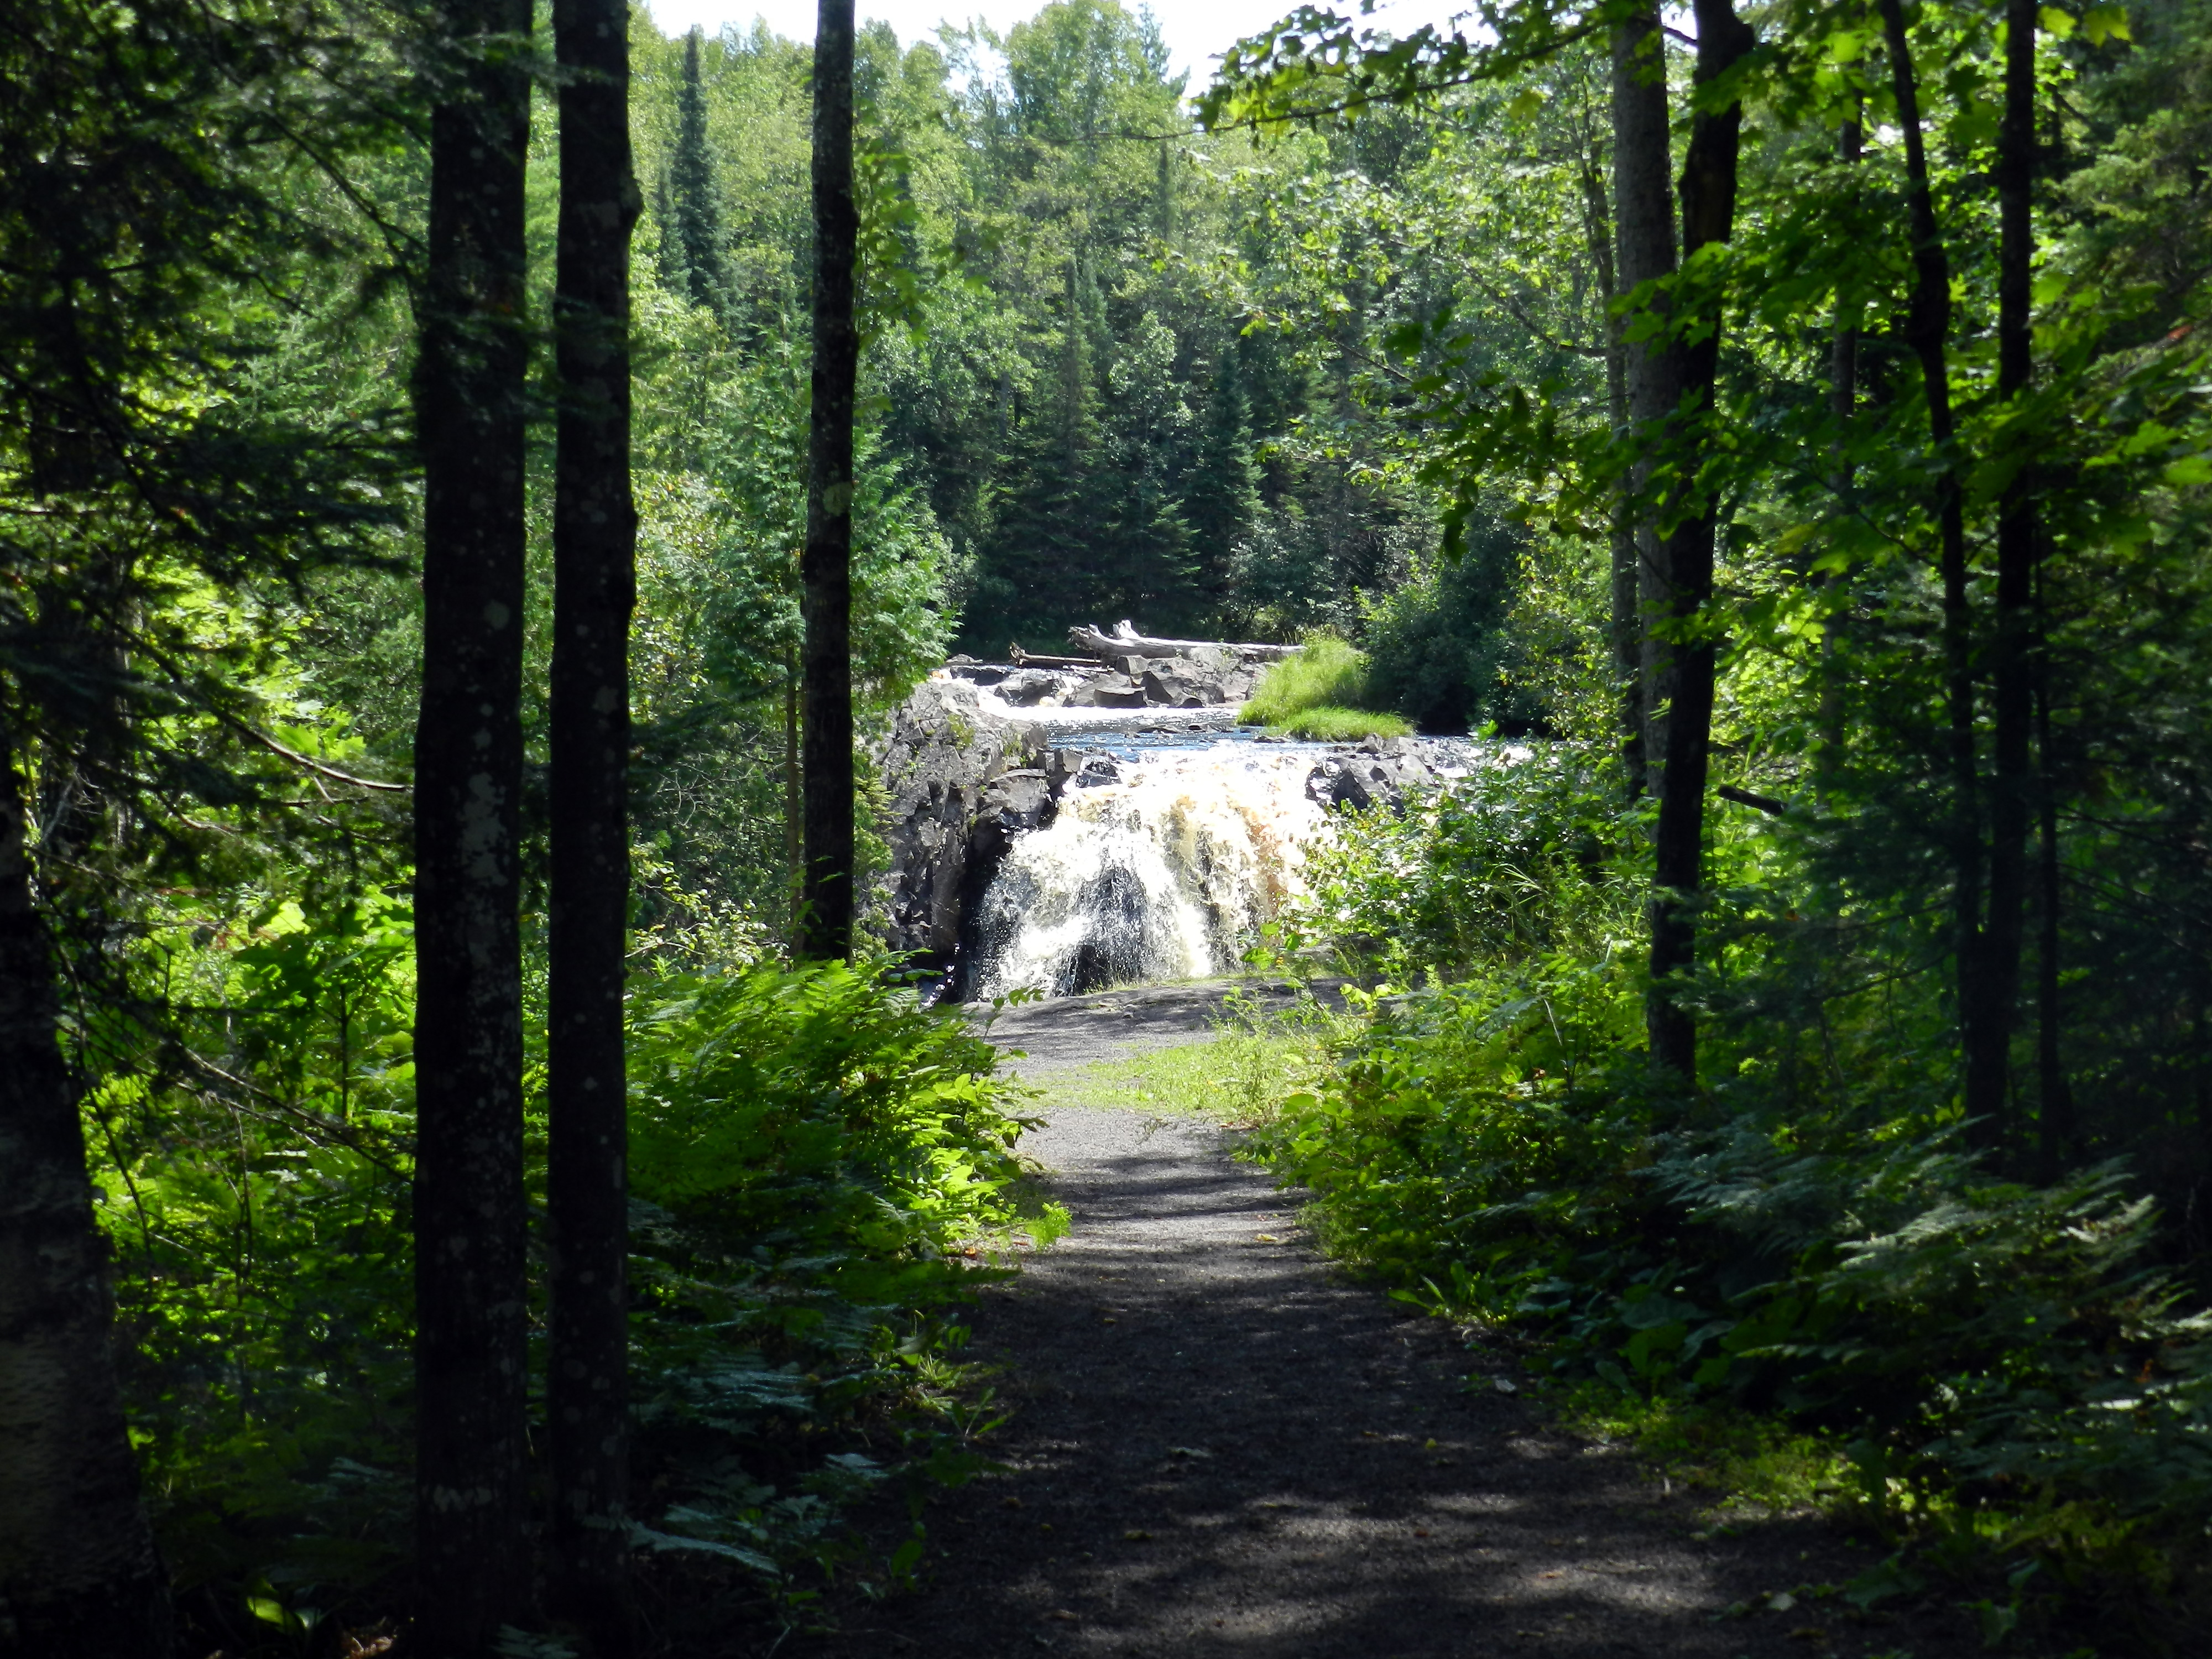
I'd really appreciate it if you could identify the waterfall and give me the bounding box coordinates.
[967,743,1325,999]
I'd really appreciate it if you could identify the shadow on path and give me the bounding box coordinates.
[799,1110,1984,1659]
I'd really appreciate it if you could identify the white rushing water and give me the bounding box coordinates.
[967,742,1326,999]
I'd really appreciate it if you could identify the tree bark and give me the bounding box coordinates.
[1609,2,1677,805]
[1981,0,2040,1154]
[801,0,859,961]
[411,1,533,1648]
[1879,0,1995,1144]
[0,723,170,1657]
[1644,0,1756,1082]
[548,0,639,1647]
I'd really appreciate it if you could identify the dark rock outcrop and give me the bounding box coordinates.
[875,680,1045,964]
[1306,737,1437,813]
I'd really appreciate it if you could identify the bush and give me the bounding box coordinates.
[1251,743,2212,1594]
[1239,637,1411,737]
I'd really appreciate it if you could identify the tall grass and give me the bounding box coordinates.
[1239,638,1413,739]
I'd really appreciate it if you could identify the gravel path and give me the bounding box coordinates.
[799,998,1987,1659]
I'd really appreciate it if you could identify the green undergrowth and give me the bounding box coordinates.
[1239,638,1412,739]
[1228,748,2212,1642]
[92,919,1058,1652]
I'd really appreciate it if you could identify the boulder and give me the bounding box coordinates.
[998,668,1062,706]
[1305,742,1437,814]
[1140,660,1225,707]
[971,768,1054,865]
[1065,673,1147,708]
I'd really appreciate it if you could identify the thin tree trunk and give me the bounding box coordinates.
[411,1,533,1647]
[784,640,802,945]
[548,0,639,1647]
[1879,0,1994,1144]
[0,723,170,1656]
[1645,0,1756,1081]
[801,0,858,961]
[1609,2,1677,804]
[1981,0,2040,1155]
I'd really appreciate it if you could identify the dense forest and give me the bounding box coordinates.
[3,0,2211,1654]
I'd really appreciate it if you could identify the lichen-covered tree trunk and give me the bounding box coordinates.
[801,0,858,960]
[411,1,533,1648]
[548,0,640,1648]
[0,723,169,1656]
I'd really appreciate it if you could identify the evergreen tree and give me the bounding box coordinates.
[668,28,727,313]
[1181,339,1260,609]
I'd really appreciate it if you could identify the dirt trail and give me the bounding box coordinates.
[803,990,1984,1659]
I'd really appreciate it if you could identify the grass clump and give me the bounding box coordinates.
[1240,638,1412,739]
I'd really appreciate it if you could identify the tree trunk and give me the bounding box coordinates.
[2033,658,2073,1167]
[0,723,170,1657]
[1644,0,1756,1081]
[785,641,802,946]
[1981,0,2041,1155]
[1609,3,1677,804]
[801,0,858,961]
[547,0,639,1647]
[411,1,533,1648]
[1879,0,1995,1144]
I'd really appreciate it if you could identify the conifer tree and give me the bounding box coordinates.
[669,28,727,313]
[1182,341,1261,609]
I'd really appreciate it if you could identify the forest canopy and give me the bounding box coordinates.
[3,0,2211,1652]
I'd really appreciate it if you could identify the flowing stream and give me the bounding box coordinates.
[965,735,1327,1000]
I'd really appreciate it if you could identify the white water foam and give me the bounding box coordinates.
[967,742,1326,999]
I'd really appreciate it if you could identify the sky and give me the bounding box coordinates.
[639,1,1470,93]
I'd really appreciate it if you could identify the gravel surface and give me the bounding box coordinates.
[796,1001,1994,1659]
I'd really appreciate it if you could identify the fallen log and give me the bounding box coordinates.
[1067,621,1302,662]
[1008,644,1104,670]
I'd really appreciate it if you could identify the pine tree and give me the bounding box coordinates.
[669,28,727,313]
[1181,340,1260,611]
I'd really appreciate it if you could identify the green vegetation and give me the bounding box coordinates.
[111,941,1050,1640]
[1238,639,1413,738]
[1021,1000,1334,1124]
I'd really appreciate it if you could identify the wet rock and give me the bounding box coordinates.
[1065,673,1147,708]
[971,769,1055,868]
[998,668,1062,705]
[1305,744,1437,813]
[874,680,1043,962]
[1140,660,1227,707]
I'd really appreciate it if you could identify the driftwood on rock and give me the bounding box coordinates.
[1067,622,1301,663]
[1007,645,1104,669]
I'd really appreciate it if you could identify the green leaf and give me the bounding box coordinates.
[2037,6,2077,37]
[2080,2,2130,43]
[2165,456,2212,487]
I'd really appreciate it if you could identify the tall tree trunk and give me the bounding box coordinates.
[411,1,533,1648]
[1609,2,1677,804]
[0,726,170,1656]
[548,0,639,1647]
[801,0,858,961]
[1645,0,1757,1081]
[1879,0,1994,1144]
[1980,0,2040,1154]
[784,640,802,945]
